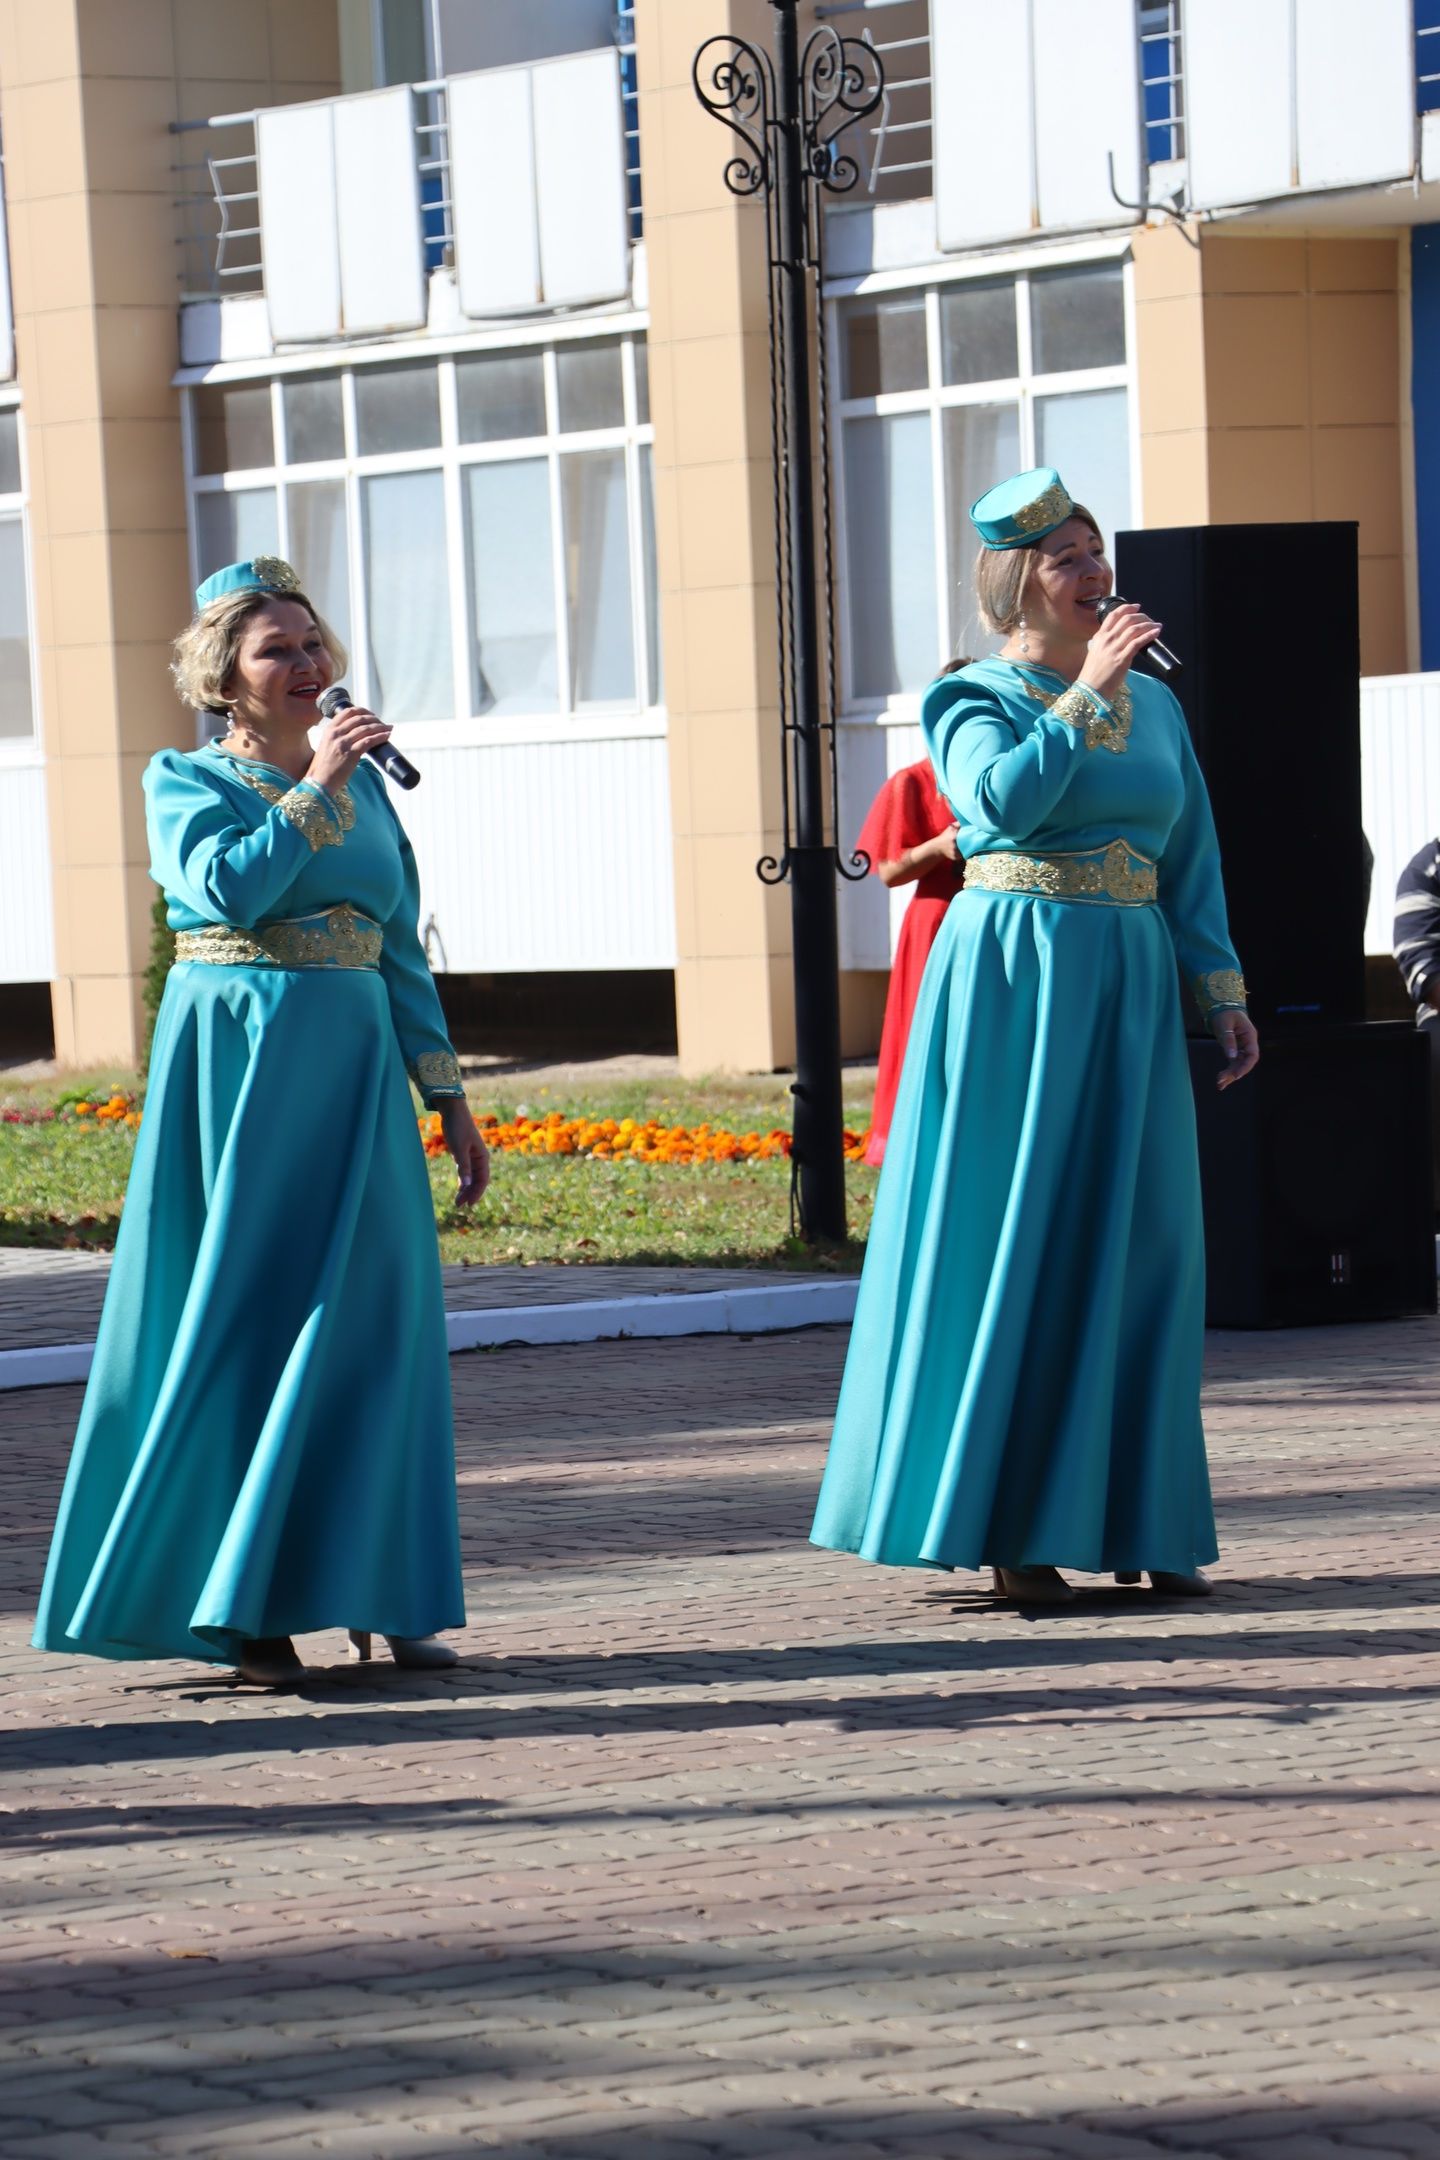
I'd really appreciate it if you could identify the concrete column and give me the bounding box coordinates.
[636,0,798,1073]
[0,0,338,1064]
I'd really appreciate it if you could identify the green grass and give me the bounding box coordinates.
[0,1072,879,1272]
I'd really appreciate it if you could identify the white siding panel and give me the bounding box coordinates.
[1032,0,1140,234]
[256,103,342,344]
[333,88,426,336]
[932,0,1034,252]
[394,735,675,972]
[532,50,630,308]
[1295,0,1414,194]
[0,762,54,982]
[450,67,542,315]
[837,718,889,971]
[1361,675,1440,957]
[1185,0,1293,212]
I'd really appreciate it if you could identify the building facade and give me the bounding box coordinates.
[0,0,1438,1070]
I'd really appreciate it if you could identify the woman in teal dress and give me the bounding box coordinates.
[811,470,1259,1603]
[33,557,490,1684]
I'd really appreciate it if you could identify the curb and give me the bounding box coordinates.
[0,1279,860,1394]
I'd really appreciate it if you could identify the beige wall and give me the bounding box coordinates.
[0,0,339,1063]
[1134,224,1407,674]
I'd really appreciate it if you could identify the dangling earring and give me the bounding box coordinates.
[1018,613,1032,660]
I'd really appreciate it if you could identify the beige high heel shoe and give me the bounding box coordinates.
[990,1566,1075,1604]
[348,1630,459,1669]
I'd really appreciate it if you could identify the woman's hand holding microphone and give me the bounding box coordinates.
[1078,601,1163,708]
[306,704,394,795]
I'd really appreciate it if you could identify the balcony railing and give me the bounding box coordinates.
[816,0,933,201]
[173,44,643,305]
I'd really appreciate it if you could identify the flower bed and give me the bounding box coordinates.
[419,1110,874,1165]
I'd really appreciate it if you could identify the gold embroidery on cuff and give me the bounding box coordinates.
[225,763,356,851]
[965,840,1157,906]
[1019,676,1133,755]
[1194,969,1248,1017]
[412,1050,464,1099]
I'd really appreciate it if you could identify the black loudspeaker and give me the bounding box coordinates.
[1189,1027,1435,1326]
[1114,521,1367,1033]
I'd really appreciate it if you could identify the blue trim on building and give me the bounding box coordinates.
[1412,229,1440,670]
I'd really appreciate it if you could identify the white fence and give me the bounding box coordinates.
[0,758,54,983]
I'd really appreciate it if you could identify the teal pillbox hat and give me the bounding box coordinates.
[194,555,303,612]
[970,467,1074,550]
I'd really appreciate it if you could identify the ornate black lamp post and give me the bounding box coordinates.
[693,5,884,1242]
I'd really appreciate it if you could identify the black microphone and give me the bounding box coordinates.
[1094,594,1182,680]
[316,685,421,790]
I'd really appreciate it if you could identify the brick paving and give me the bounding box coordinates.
[2,1317,1439,2157]
[0,1252,830,1354]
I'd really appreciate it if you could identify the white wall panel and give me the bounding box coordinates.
[1361,675,1440,957]
[256,103,342,343]
[450,68,541,314]
[933,0,1035,252]
[392,735,675,973]
[333,88,426,336]
[1032,0,1140,233]
[533,51,630,309]
[1296,0,1414,194]
[0,148,14,381]
[1185,0,1293,212]
[0,762,54,982]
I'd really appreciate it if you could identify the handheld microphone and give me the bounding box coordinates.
[1094,595,1183,680]
[317,685,421,791]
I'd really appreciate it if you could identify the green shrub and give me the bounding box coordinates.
[141,886,175,1072]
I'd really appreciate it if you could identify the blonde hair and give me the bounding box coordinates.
[171,586,348,714]
[971,502,1104,638]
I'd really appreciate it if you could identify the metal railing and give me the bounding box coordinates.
[815,0,932,200]
[172,34,644,303]
[1419,11,1440,116]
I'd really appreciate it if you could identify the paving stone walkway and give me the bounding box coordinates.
[2,1317,1439,2157]
[0,1251,831,1354]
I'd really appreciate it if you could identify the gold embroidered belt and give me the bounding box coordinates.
[174,904,383,971]
[964,839,1158,907]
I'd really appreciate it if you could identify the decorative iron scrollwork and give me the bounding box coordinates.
[800,29,885,195]
[692,36,774,199]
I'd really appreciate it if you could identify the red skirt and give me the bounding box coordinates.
[866,891,954,1166]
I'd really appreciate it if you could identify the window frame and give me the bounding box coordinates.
[183,321,661,751]
[829,247,1137,721]
[0,388,40,762]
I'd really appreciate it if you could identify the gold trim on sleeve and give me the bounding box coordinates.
[1194,969,1248,1017]
[1023,678,1133,755]
[225,763,356,851]
[412,1050,464,1100]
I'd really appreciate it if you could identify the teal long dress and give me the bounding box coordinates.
[811,659,1246,1575]
[33,744,467,1664]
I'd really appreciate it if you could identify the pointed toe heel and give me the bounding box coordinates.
[990,1566,1075,1604]
[236,1636,304,1687]
[384,1634,459,1670]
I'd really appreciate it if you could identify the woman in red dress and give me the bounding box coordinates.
[858,759,963,1165]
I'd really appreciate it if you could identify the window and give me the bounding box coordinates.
[0,407,35,742]
[185,333,660,727]
[836,261,1132,695]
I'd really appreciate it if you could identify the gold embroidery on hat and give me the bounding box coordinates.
[1010,479,1072,536]
[250,555,302,595]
